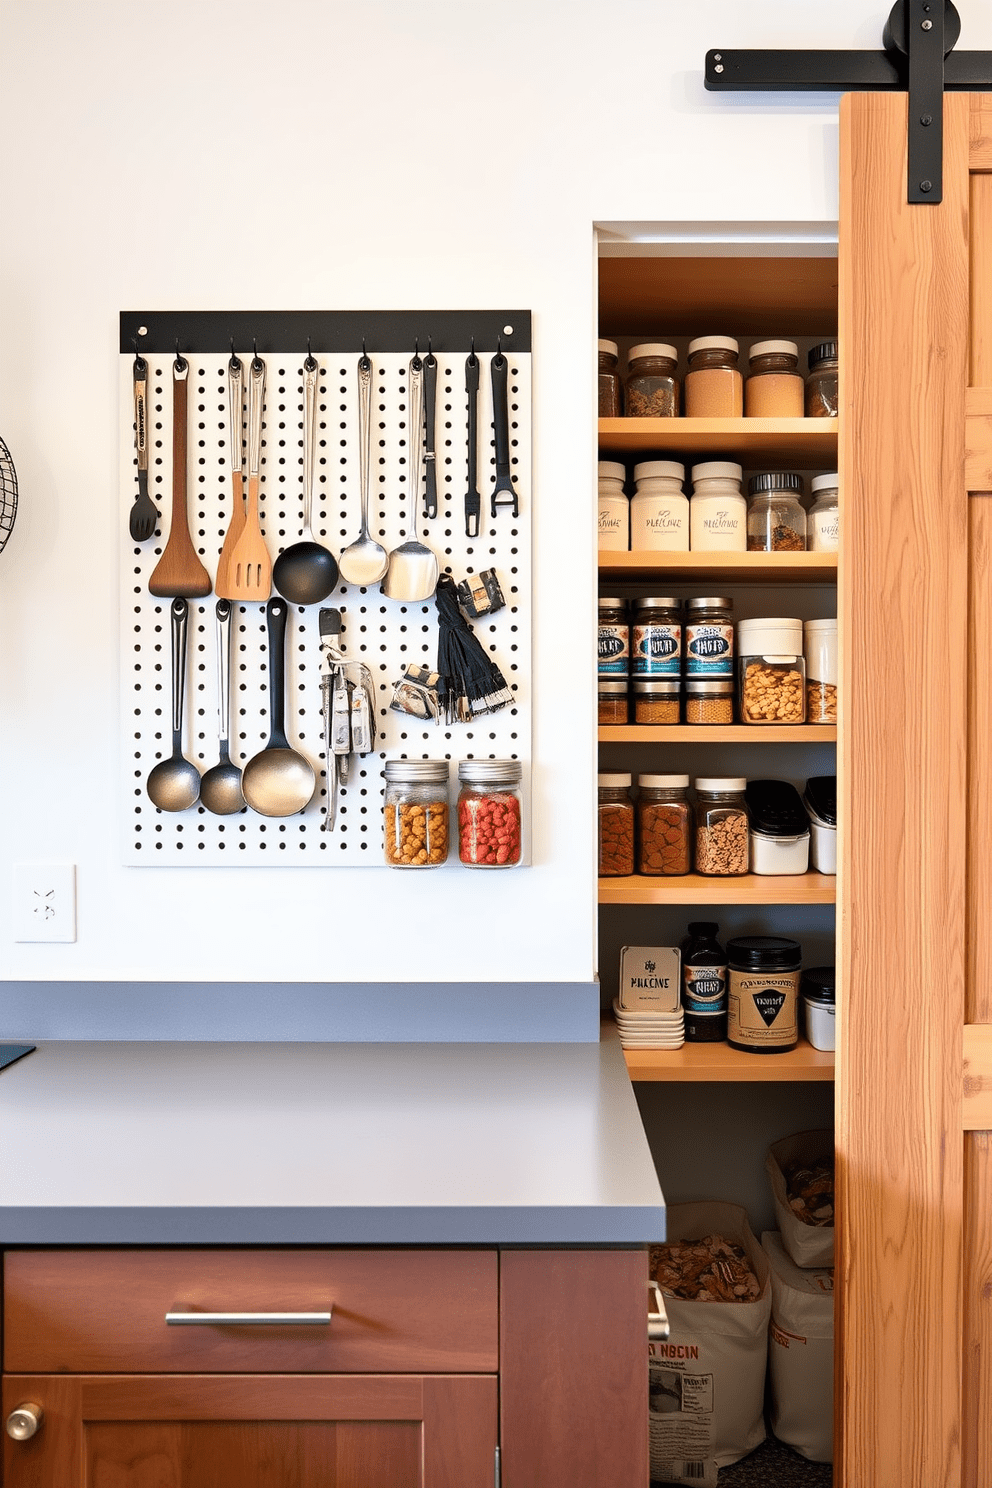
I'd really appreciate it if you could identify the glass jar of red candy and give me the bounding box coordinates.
[456,759,523,868]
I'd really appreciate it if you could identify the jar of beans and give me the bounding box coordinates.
[633,677,680,725]
[598,679,629,725]
[598,773,635,877]
[805,341,839,418]
[746,473,806,551]
[456,759,523,868]
[694,778,749,876]
[624,343,680,418]
[383,759,450,868]
[598,339,623,417]
[637,774,692,876]
[738,617,806,725]
[684,336,743,418]
[685,678,734,724]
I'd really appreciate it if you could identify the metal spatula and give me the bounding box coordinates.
[382,354,439,601]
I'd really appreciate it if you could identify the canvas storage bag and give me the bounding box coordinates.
[648,1200,771,1485]
[766,1128,834,1268]
[762,1230,834,1462]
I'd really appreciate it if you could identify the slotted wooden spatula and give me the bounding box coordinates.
[149,355,212,599]
[227,355,272,600]
[214,353,245,600]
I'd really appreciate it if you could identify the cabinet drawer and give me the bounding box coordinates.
[3,1249,498,1374]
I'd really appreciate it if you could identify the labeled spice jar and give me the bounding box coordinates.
[684,336,743,417]
[805,342,839,418]
[631,460,689,550]
[598,773,635,877]
[744,340,804,417]
[738,617,806,724]
[689,461,747,551]
[685,678,734,724]
[727,936,802,1053]
[746,473,806,552]
[598,460,628,551]
[694,777,749,876]
[598,679,629,725]
[807,473,839,552]
[598,339,623,418]
[681,921,728,1042]
[383,759,450,868]
[625,343,680,418]
[637,774,692,876]
[632,597,682,676]
[685,597,734,678]
[633,678,680,724]
[598,597,629,677]
[456,758,522,868]
[804,617,837,723]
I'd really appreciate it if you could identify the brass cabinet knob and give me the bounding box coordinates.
[6,1403,43,1440]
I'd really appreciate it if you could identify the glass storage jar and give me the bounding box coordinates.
[804,617,837,723]
[633,678,680,724]
[632,597,682,677]
[456,758,522,868]
[684,336,743,417]
[598,597,629,677]
[685,678,734,724]
[598,339,622,417]
[598,773,635,877]
[598,679,629,725]
[598,460,629,551]
[746,473,807,552]
[694,777,749,876]
[637,774,692,876]
[807,473,839,552]
[689,461,746,551]
[744,340,804,417]
[383,759,450,868]
[738,617,806,724]
[624,343,680,418]
[685,596,734,678]
[631,460,689,550]
[805,341,839,418]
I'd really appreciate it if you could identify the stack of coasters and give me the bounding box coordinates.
[613,946,684,1048]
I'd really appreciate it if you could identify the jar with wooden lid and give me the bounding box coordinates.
[637,774,691,876]
[694,777,749,876]
[598,340,623,417]
[685,678,734,725]
[689,461,746,551]
[625,343,680,418]
[631,460,688,550]
[598,679,629,725]
[598,773,635,877]
[598,597,629,677]
[598,461,628,551]
[805,342,839,418]
[685,597,734,678]
[383,759,450,868]
[807,473,839,551]
[744,340,804,417]
[632,597,681,677]
[684,336,743,418]
[633,678,680,724]
[746,473,806,552]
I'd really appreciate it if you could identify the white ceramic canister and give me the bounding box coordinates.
[598,460,628,551]
[808,473,839,551]
[689,460,747,551]
[801,968,836,1052]
[630,460,689,550]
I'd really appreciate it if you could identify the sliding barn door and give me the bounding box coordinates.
[838,91,992,1488]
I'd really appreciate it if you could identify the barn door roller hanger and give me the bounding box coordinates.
[705,0,992,204]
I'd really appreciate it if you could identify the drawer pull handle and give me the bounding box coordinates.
[165,1309,333,1326]
[648,1281,670,1342]
[6,1404,43,1441]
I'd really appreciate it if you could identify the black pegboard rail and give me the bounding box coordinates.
[120,310,531,357]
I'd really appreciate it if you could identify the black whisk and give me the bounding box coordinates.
[434,574,514,722]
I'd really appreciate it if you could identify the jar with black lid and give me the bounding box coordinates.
[625,343,680,418]
[598,339,623,417]
[747,473,806,552]
[726,936,801,1053]
[632,597,681,677]
[598,597,629,677]
[806,342,839,418]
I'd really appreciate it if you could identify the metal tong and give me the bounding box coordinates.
[319,609,377,832]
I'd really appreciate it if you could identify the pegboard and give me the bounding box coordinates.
[119,312,531,866]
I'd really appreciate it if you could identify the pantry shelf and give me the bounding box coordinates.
[597,550,838,584]
[598,873,836,906]
[617,1034,835,1083]
[599,725,837,744]
[598,416,837,466]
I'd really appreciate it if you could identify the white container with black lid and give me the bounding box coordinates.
[803,776,837,874]
[801,967,836,1052]
[744,779,811,875]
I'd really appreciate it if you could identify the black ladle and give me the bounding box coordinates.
[273,355,338,605]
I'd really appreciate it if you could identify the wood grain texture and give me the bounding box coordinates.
[599,255,838,338]
[597,416,836,466]
[969,168,992,388]
[963,1026,992,1130]
[598,550,837,584]
[963,1134,992,1488]
[598,873,835,905]
[968,497,992,1023]
[837,90,969,1488]
[2,1250,498,1375]
[2,1377,82,1488]
[621,1036,834,1083]
[499,1250,648,1488]
[422,1376,498,1488]
[970,105,992,170]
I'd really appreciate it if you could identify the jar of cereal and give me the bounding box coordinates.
[738,617,806,725]
[694,778,749,876]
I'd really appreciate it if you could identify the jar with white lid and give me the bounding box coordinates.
[684,336,743,417]
[694,778,749,876]
[746,473,806,552]
[689,461,746,551]
[738,617,806,725]
[383,759,450,868]
[625,343,680,418]
[637,774,691,875]
[744,340,804,417]
[804,617,837,723]
[598,773,635,877]
[598,460,628,551]
[631,460,689,550]
[808,473,839,551]
[598,339,622,417]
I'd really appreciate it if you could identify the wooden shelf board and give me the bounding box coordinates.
[599,725,837,744]
[598,417,837,465]
[598,550,838,584]
[598,873,836,905]
[598,255,838,338]
[619,1034,835,1083]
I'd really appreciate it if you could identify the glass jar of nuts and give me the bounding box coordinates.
[598,773,635,877]
[694,778,749,876]
[746,473,806,552]
[625,343,680,418]
[383,759,450,868]
[737,618,806,725]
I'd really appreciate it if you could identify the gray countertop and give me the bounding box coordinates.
[0,1036,665,1245]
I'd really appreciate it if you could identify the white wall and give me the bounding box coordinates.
[3,1,978,1000]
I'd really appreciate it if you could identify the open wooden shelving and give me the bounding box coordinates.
[599,873,836,906]
[618,1034,835,1083]
[598,416,837,467]
[598,550,838,584]
[599,724,836,744]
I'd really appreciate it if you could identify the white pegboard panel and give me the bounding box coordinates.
[120,340,531,866]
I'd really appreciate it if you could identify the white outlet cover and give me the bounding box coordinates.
[13,864,76,943]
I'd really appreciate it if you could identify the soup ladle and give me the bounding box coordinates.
[146,598,201,812]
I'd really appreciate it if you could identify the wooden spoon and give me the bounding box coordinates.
[227,356,272,600]
[149,356,212,599]
[214,354,245,600]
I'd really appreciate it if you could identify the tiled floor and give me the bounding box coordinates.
[716,1435,832,1485]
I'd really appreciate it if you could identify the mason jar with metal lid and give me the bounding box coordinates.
[727,935,802,1053]
[383,759,450,868]
[633,677,680,725]
[598,679,629,725]
[685,597,734,678]
[747,473,806,552]
[632,597,682,677]
[805,341,839,418]
[598,597,629,677]
[456,758,522,868]
[685,677,734,724]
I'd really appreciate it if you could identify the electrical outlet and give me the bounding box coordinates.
[13,864,76,942]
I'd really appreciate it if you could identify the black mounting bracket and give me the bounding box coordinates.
[705,0,992,204]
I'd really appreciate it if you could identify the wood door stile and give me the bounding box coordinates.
[838,90,970,1488]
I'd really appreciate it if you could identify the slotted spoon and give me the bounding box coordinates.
[228,356,272,599]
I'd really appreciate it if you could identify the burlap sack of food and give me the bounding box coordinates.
[762,1231,834,1463]
[766,1128,834,1268]
[648,1201,771,1485]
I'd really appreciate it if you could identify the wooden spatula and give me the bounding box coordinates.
[149,356,212,599]
[214,353,245,600]
[227,355,272,600]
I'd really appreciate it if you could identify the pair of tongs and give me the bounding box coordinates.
[319,609,377,832]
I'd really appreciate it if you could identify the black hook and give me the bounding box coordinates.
[414,337,419,357]
[251,337,263,373]
[174,339,187,371]
[304,337,317,372]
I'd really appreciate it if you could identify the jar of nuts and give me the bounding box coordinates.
[624,344,680,418]
[598,773,635,877]
[804,617,837,723]
[746,473,806,551]
[737,618,806,725]
[456,758,522,868]
[694,778,749,876]
[633,677,680,725]
[637,774,691,875]
[685,678,734,724]
[383,759,450,868]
